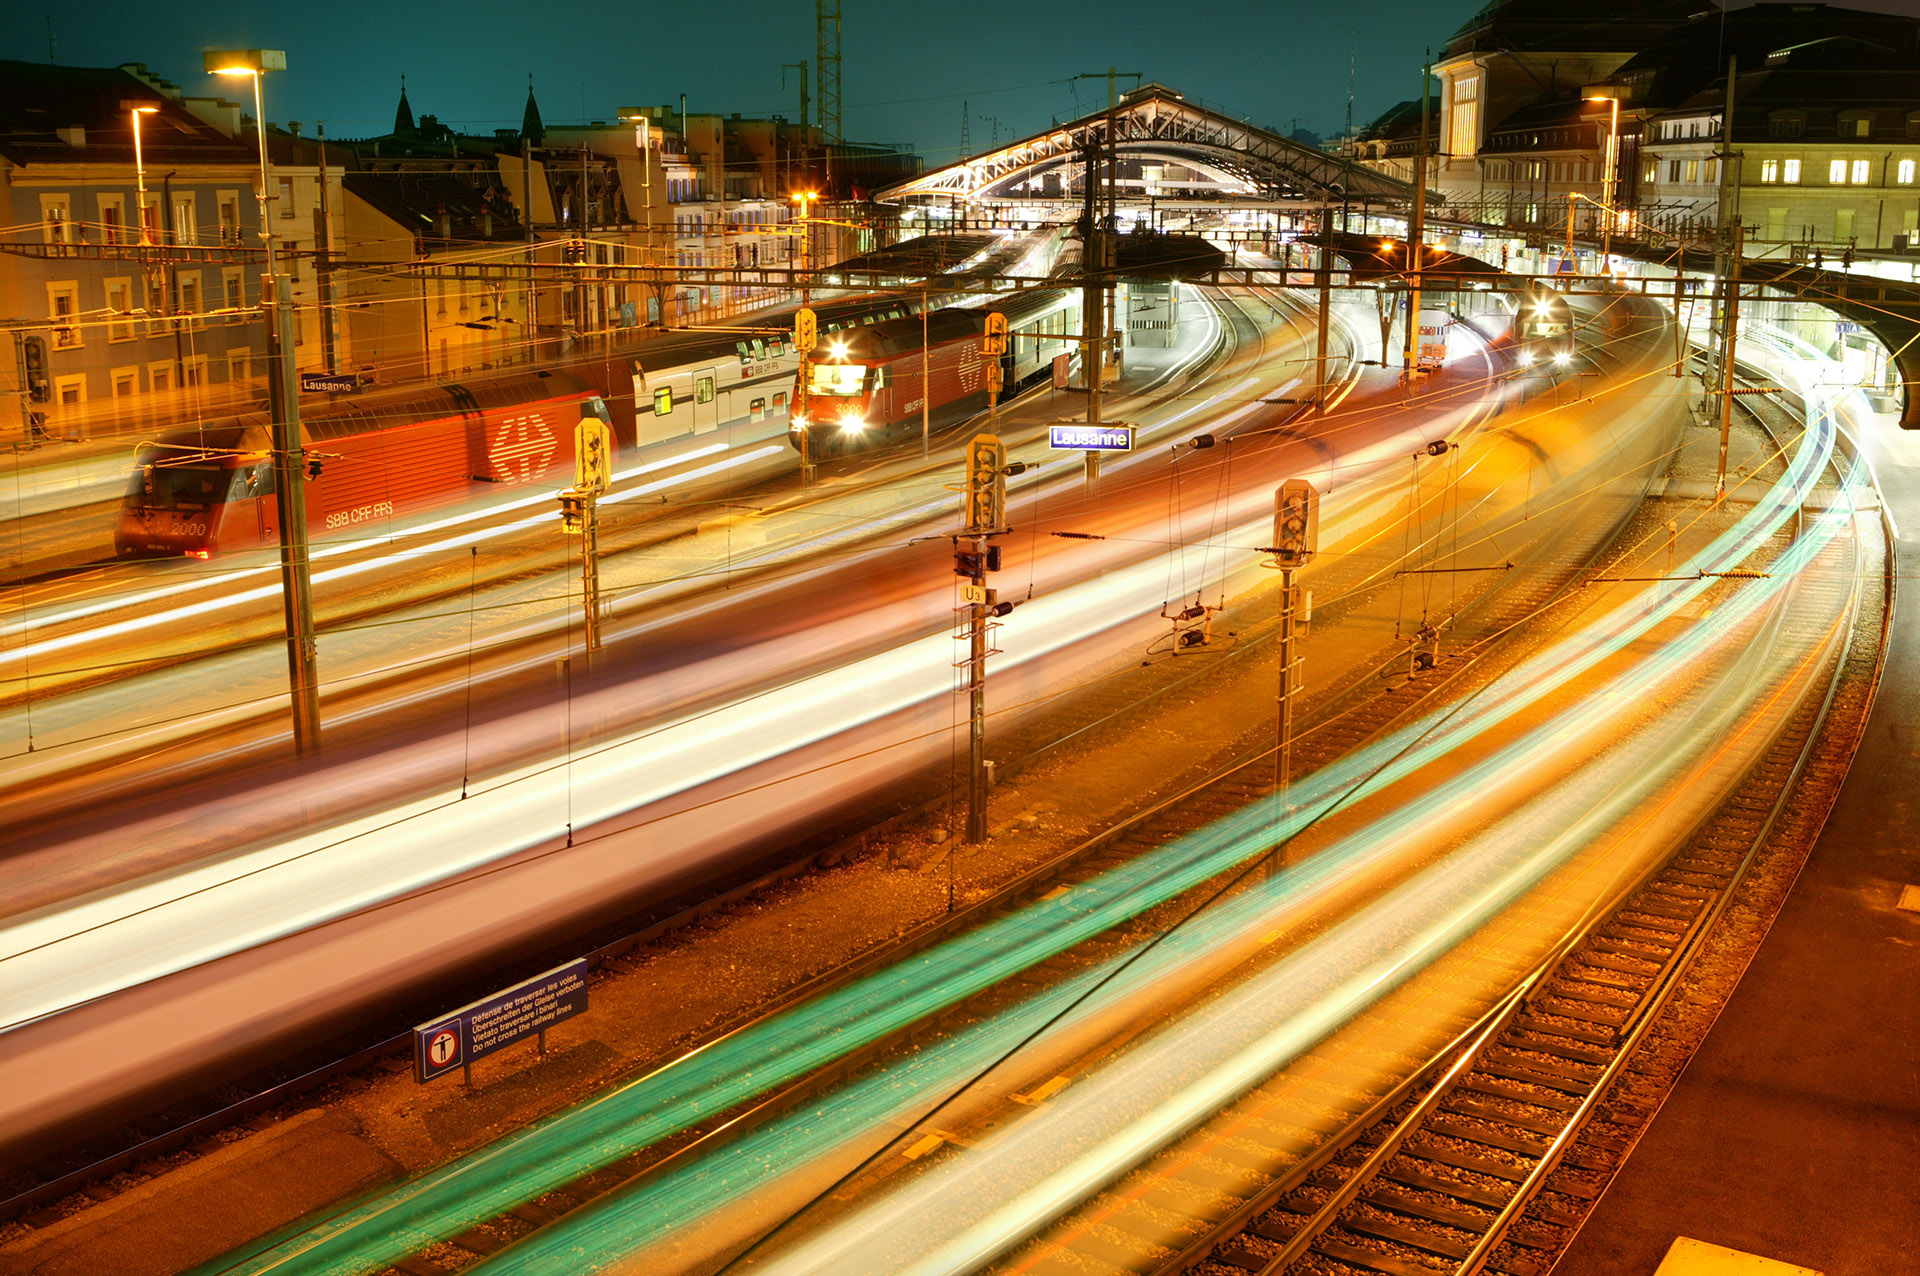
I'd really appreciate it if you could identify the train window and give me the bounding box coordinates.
[750,397,766,421]
[769,337,785,357]
[736,341,753,364]
[751,338,766,359]
[228,462,273,501]
[654,387,674,415]
[695,376,715,404]
[773,391,787,411]
[136,463,225,510]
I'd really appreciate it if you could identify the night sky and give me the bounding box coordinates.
[17,0,1920,164]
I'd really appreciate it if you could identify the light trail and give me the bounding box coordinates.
[176,372,1814,1276]
[454,406,1866,1276]
[469,402,1867,1276]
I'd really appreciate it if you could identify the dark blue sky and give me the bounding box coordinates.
[18,0,1920,163]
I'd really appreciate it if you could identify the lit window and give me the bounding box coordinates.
[695,376,714,404]
[1830,159,1848,183]
[654,386,673,415]
[1784,159,1802,183]
[1761,159,1779,183]
[1852,159,1872,184]
[1900,159,1916,185]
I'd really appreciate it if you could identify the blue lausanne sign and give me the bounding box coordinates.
[1048,424,1135,452]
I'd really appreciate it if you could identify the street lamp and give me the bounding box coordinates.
[121,100,159,246]
[1585,87,1624,275]
[206,48,321,756]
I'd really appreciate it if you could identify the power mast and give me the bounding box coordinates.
[816,0,842,144]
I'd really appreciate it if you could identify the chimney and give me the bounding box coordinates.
[288,121,302,137]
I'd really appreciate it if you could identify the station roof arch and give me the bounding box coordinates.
[873,84,1423,210]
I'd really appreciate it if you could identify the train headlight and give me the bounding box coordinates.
[839,409,866,432]
[1554,351,1572,367]
[1518,350,1535,366]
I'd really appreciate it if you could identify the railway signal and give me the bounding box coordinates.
[1271,479,1319,568]
[964,434,1008,535]
[983,311,1008,356]
[1264,479,1319,873]
[556,486,603,653]
[795,307,818,352]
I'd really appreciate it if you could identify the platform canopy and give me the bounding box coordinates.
[874,84,1421,209]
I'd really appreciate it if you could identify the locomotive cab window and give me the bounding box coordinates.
[695,376,715,405]
[654,387,674,415]
[810,363,867,395]
[128,463,225,510]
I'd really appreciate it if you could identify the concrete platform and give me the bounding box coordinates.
[1552,418,1920,1276]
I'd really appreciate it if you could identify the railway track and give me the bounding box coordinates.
[1115,369,1885,1276]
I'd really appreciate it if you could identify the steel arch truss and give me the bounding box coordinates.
[875,86,1418,207]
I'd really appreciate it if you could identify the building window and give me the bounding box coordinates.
[47,282,80,348]
[140,196,161,243]
[223,268,244,314]
[178,274,202,327]
[105,278,135,342]
[277,175,295,219]
[54,374,86,407]
[228,349,252,384]
[112,367,138,398]
[1829,158,1847,184]
[1852,159,1872,184]
[219,193,242,245]
[98,194,127,244]
[40,195,74,245]
[182,355,207,388]
[1761,159,1779,183]
[1836,209,1856,241]
[1768,112,1806,138]
[1784,158,1802,183]
[172,194,197,245]
[148,361,173,394]
[1447,74,1480,157]
[1669,159,1682,182]
[1839,113,1874,139]
[1900,159,1916,185]
[1684,159,1699,184]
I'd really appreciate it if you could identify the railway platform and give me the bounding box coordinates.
[1553,415,1920,1276]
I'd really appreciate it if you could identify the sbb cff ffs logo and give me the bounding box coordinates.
[1271,479,1319,569]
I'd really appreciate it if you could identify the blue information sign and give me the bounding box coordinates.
[299,372,361,394]
[414,958,589,1083]
[1049,424,1135,452]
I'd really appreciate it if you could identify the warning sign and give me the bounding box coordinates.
[413,959,589,1084]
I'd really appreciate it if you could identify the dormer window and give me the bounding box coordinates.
[1838,111,1874,139]
[1769,111,1806,139]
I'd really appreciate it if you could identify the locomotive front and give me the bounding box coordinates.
[795,334,884,449]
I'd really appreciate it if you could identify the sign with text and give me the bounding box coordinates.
[1049,423,1135,452]
[300,372,360,394]
[413,959,589,1083]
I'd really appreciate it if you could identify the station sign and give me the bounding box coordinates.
[414,958,589,1083]
[1049,423,1135,452]
[299,372,361,394]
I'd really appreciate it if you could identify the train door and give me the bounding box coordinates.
[692,368,720,434]
[228,461,277,546]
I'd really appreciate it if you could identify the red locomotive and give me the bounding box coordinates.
[115,372,609,558]
[795,290,1079,455]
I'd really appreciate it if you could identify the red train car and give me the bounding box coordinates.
[116,371,608,558]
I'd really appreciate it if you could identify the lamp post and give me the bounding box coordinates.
[1586,88,1623,275]
[122,101,159,246]
[206,48,321,756]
